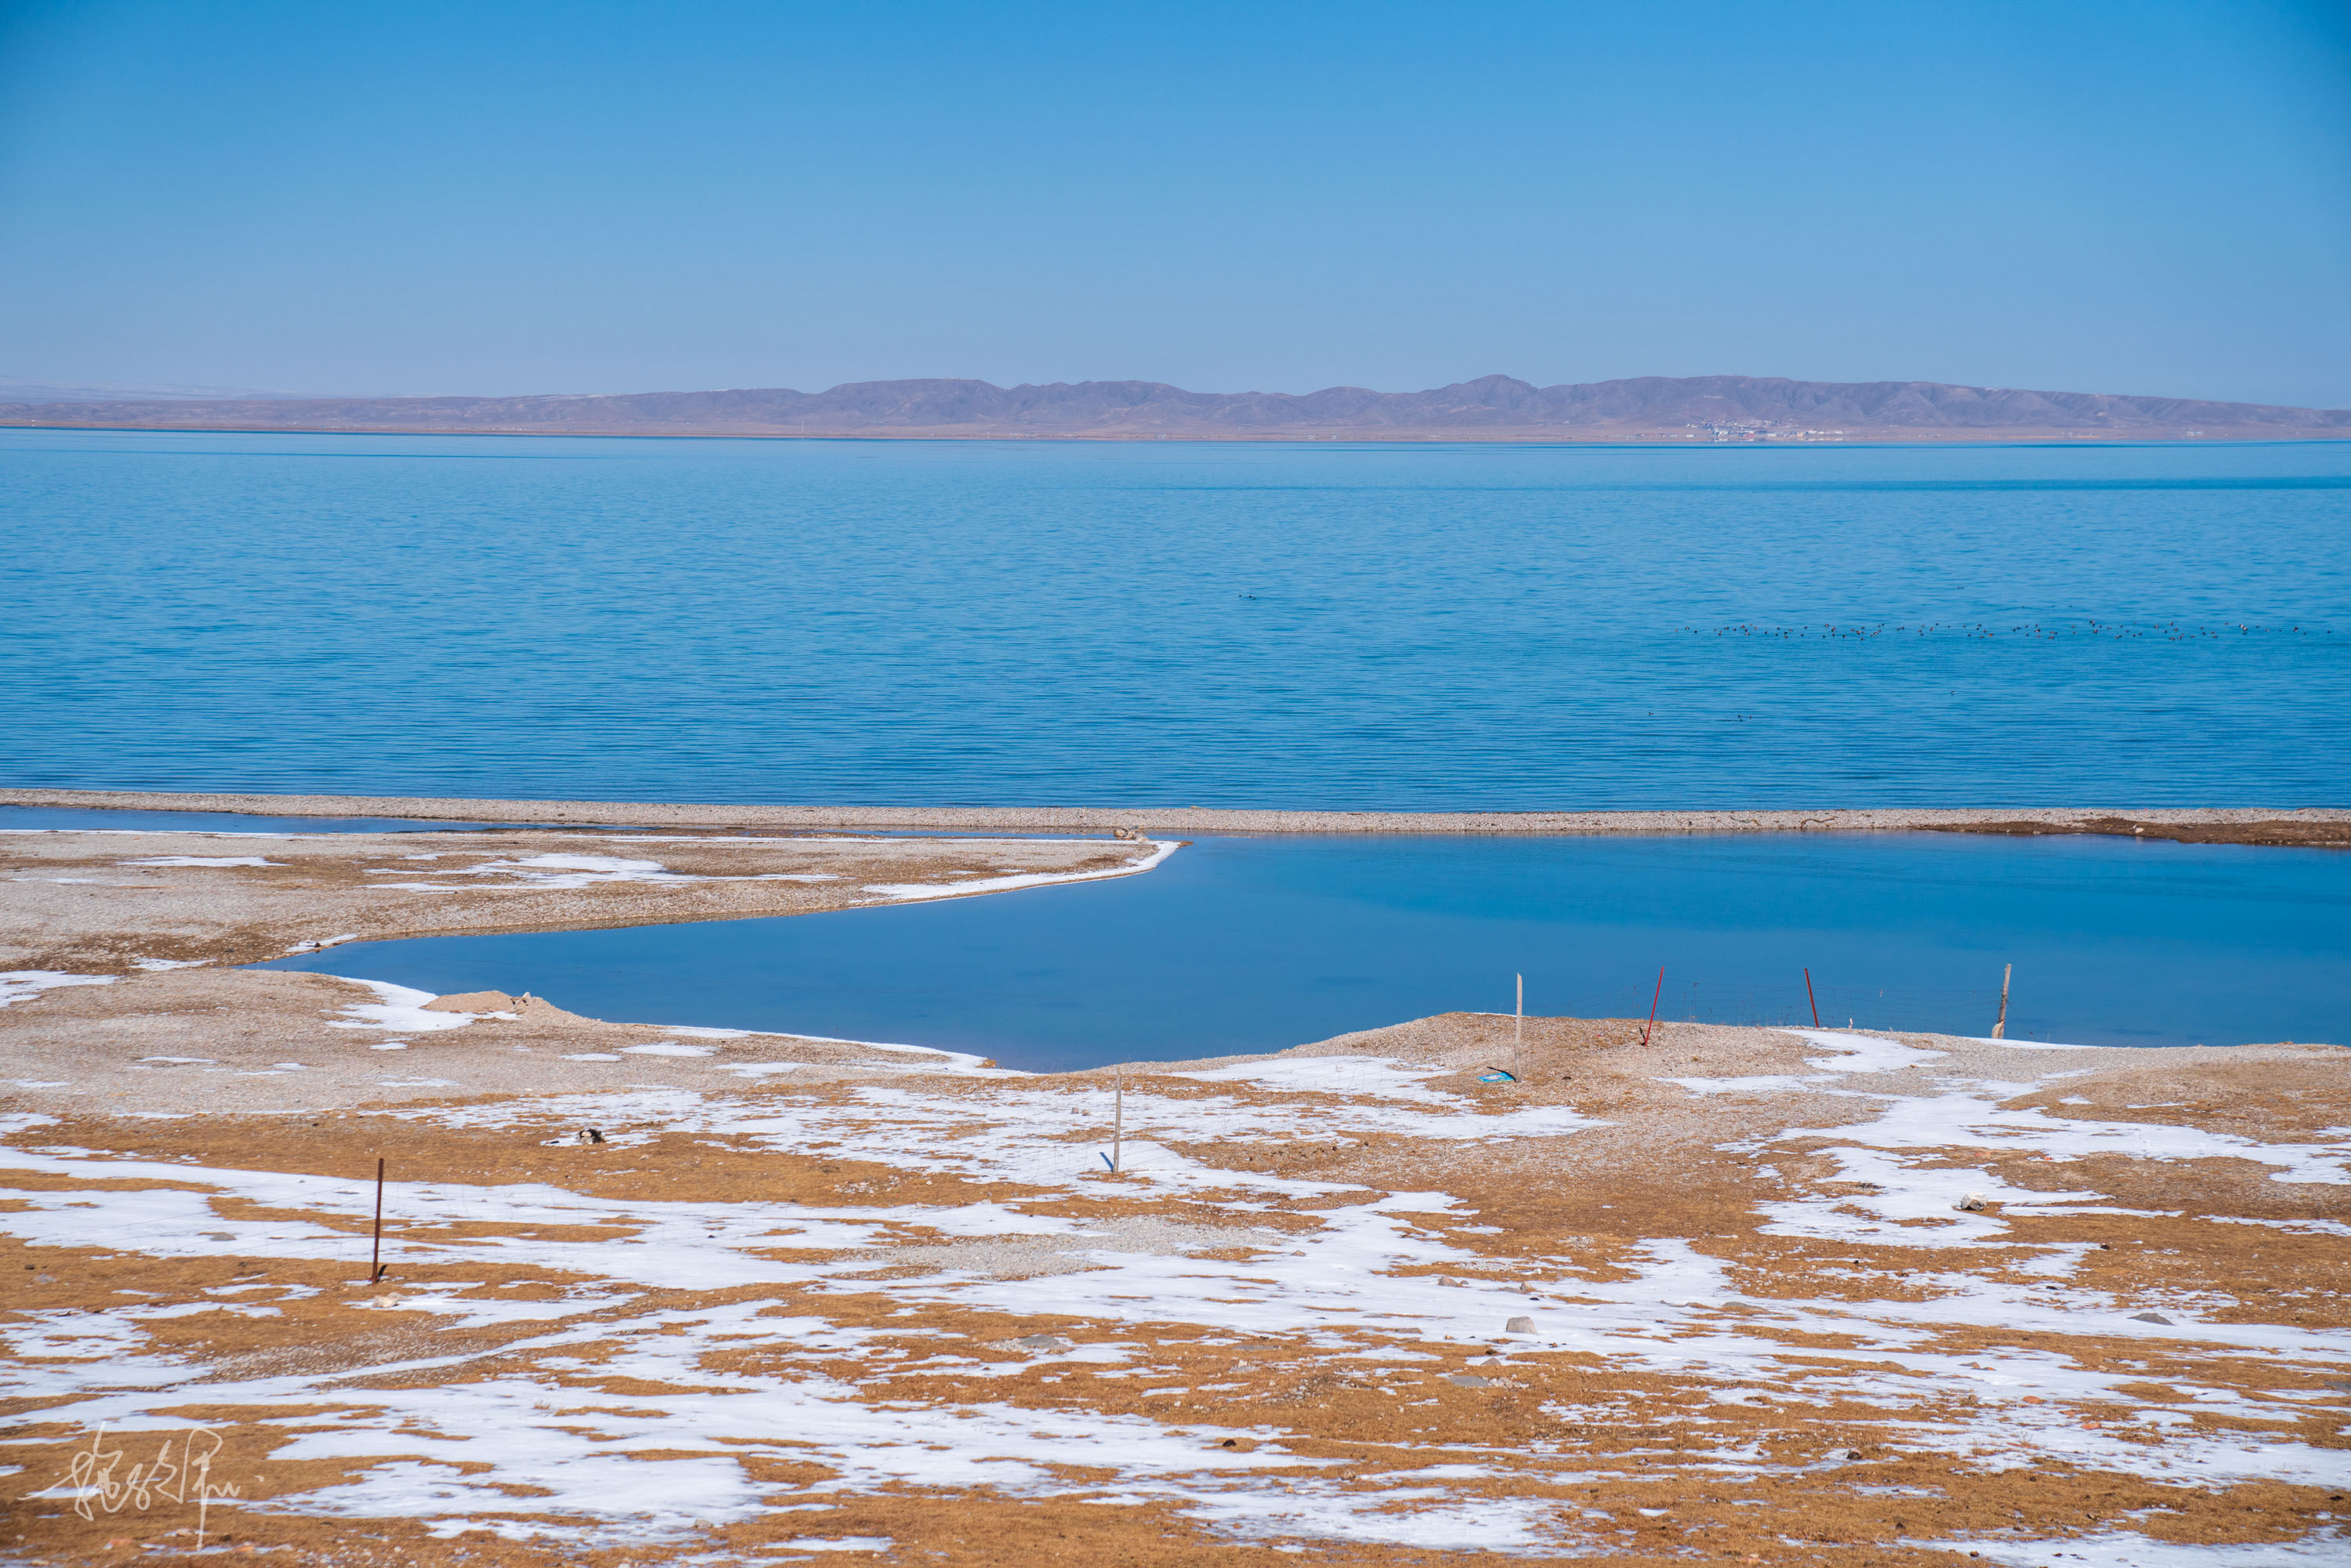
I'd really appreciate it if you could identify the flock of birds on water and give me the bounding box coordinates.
[1683,619,2327,640]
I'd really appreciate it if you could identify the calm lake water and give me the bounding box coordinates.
[260,831,2350,1070]
[5,429,2346,809]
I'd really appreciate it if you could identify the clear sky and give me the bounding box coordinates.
[2,0,2347,405]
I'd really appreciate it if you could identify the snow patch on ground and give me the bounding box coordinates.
[0,971,117,1009]
[862,838,1179,901]
[853,1040,1012,1075]
[368,853,698,892]
[285,934,358,953]
[1665,1074,1824,1095]
[326,979,484,1034]
[1781,1027,1964,1076]
[1173,1056,1461,1103]
[1762,1088,2351,1213]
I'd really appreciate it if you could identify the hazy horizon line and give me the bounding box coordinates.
[8,368,2349,415]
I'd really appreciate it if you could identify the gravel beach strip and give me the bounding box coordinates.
[5,787,2348,838]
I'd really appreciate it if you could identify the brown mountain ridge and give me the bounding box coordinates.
[4,372,2345,441]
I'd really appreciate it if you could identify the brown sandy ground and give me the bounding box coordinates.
[0,828,1164,973]
[0,968,1031,1113]
[3,972,2346,1566]
[6,789,2349,842]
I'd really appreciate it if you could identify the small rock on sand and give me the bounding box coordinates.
[1504,1315,1535,1335]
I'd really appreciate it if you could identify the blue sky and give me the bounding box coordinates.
[2,1,2346,404]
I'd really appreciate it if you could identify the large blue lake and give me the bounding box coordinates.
[259,831,2350,1069]
[4,429,2346,808]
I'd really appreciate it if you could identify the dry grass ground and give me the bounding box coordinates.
[4,990,2346,1566]
[2,831,2345,1566]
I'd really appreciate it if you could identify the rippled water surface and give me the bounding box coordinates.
[5,429,2346,807]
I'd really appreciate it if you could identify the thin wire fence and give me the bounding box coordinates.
[1539,977,2007,1039]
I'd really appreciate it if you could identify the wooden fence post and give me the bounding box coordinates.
[369,1157,386,1284]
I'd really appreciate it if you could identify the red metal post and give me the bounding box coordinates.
[1804,967,1820,1028]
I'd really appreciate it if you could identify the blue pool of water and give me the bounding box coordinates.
[260,832,2349,1070]
[5,430,2346,809]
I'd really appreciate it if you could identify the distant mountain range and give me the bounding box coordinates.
[4,374,2345,441]
[0,377,305,404]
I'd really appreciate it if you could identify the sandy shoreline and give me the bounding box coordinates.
[8,785,2350,842]
[0,824,1174,973]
